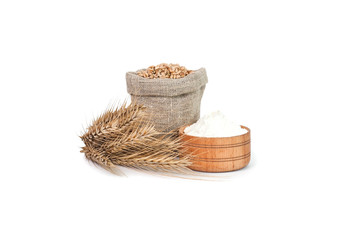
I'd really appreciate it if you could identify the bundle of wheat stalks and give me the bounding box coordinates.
[80,102,192,174]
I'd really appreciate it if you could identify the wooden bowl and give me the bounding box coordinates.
[179,125,251,172]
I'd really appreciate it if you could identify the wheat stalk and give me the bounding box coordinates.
[80,101,193,174]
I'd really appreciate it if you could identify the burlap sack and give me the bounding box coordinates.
[126,68,208,132]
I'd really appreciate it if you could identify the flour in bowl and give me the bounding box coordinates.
[184,111,247,137]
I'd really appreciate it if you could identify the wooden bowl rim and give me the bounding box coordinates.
[179,125,250,140]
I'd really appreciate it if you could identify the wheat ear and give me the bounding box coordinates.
[80,101,193,174]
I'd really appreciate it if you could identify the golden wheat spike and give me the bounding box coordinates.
[80,101,193,175]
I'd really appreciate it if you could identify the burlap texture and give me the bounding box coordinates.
[126,68,208,132]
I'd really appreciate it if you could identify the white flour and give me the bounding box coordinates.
[184,111,247,137]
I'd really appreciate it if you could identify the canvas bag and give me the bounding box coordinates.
[126,68,208,132]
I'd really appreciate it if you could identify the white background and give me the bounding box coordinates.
[1,0,338,239]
